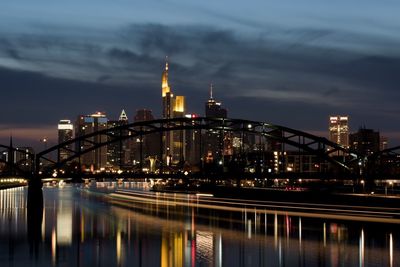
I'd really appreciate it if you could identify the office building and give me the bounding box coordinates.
[205,84,227,118]
[107,110,129,170]
[75,112,108,172]
[58,119,74,161]
[329,116,349,148]
[161,58,186,166]
[132,109,160,172]
[185,113,201,168]
[204,84,229,163]
[350,127,380,156]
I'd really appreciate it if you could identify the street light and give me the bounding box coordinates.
[360,179,365,193]
[41,137,48,150]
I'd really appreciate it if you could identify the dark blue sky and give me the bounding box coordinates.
[1,1,400,147]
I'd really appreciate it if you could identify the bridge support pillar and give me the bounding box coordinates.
[28,174,43,190]
[27,178,43,258]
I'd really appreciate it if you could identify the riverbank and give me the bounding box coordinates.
[0,183,27,190]
[0,178,28,190]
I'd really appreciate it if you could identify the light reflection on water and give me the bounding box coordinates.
[0,185,398,267]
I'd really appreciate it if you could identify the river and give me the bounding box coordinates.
[0,183,398,267]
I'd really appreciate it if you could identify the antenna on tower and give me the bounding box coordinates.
[209,83,214,100]
[165,56,169,71]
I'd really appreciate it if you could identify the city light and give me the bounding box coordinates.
[0,2,398,267]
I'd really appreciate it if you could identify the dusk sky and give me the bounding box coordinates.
[1,1,400,148]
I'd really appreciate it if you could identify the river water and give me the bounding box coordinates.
[0,184,398,267]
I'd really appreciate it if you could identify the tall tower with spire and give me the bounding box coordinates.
[160,57,186,165]
[161,57,170,97]
[205,84,227,118]
[162,57,173,119]
[204,84,230,162]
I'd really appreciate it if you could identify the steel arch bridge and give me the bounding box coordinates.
[364,146,400,177]
[34,117,359,176]
[369,146,400,159]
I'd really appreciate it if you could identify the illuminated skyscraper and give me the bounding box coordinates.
[329,116,349,148]
[185,113,201,167]
[75,112,108,171]
[162,58,172,119]
[119,109,128,121]
[107,110,129,169]
[161,58,186,166]
[58,120,74,161]
[205,84,227,118]
[204,84,229,162]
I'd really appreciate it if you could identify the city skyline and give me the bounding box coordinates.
[0,59,397,150]
[1,3,400,267]
[1,1,400,147]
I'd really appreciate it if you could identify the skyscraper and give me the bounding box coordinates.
[204,84,229,162]
[75,112,108,172]
[58,119,74,161]
[107,110,129,170]
[350,128,380,156]
[161,58,186,166]
[134,109,154,122]
[162,59,172,119]
[205,84,227,118]
[132,109,160,172]
[329,116,349,148]
[185,113,201,167]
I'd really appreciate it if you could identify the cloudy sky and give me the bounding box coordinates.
[1,0,400,148]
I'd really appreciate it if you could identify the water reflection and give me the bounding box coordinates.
[0,185,398,267]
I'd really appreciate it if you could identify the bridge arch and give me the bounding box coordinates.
[35,117,359,174]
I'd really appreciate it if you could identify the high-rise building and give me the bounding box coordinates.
[58,120,74,161]
[7,146,34,173]
[267,129,283,173]
[205,84,227,118]
[132,109,160,172]
[107,110,129,170]
[162,59,172,119]
[350,128,380,156]
[161,58,186,166]
[329,116,349,148]
[75,112,108,172]
[380,136,388,151]
[134,109,154,122]
[185,113,201,167]
[204,84,229,162]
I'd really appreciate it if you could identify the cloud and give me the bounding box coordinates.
[96,74,112,83]
[1,22,400,144]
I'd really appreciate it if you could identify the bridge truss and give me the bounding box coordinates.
[34,117,359,176]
